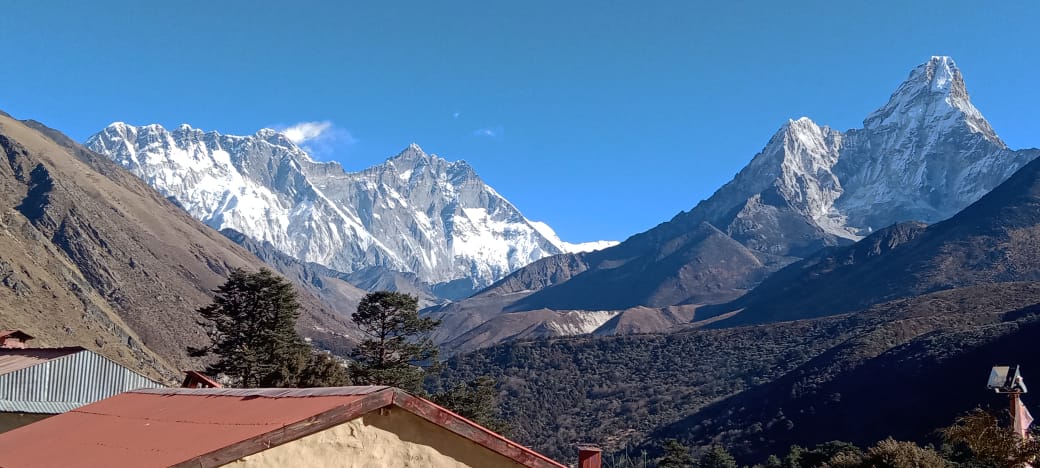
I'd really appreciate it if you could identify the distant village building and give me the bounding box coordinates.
[0,330,164,432]
[0,386,567,468]
[181,370,223,388]
[0,330,33,349]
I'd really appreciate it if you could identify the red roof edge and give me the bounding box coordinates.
[172,389,395,467]
[169,387,567,468]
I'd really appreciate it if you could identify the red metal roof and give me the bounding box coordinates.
[0,386,567,468]
[181,370,222,388]
[0,347,84,375]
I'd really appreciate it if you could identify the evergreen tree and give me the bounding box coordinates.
[349,291,440,394]
[195,268,310,387]
[193,268,348,388]
[298,352,351,388]
[784,445,805,468]
[658,439,694,468]
[697,445,737,468]
[800,441,863,467]
[942,408,1040,467]
[829,438,947,468]
[431,375,509,434]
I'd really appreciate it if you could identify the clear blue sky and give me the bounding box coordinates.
[1,1,1038,243]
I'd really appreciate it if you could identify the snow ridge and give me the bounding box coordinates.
[86,127,614,288]
[529,221,620,253]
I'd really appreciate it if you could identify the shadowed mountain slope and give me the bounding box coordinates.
[435,282,1040,461]
[710,147,1040,327]
[651,282,1040,463]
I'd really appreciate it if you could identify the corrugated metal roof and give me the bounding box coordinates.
[0,348,163,414]
[0,400,82,414]
[0,347,82,375]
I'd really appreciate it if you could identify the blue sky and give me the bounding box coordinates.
[1,1,1038,243]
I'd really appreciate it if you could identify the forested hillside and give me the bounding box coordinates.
[433,282,1040,462]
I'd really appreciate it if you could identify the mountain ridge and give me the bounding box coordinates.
[706,142,1040,327]
[86,126,616,291]
[455,56,1034,315]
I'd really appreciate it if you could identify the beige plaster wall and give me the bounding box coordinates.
[226,409,529,468]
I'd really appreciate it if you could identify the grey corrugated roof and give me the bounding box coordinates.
[0,348,164,414]
[0,400,83,414]
[132,386,389,398]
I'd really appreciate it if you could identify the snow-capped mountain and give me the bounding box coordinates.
[835,56,1019,230]
[685,56,1028,257]
[85,128,615,288]
[454,56,1037,315]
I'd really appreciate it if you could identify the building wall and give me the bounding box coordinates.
[0,412,50,433]
[227,409,529,468]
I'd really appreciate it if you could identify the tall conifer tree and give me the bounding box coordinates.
[349,291,440,394]
[195,268,314,387]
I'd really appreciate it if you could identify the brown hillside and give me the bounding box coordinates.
[0,112,356,380]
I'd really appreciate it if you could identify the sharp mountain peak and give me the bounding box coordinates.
[863,55,1002,145]
[388,142,434,164]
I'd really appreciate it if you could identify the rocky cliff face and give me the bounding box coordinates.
[835,56,1021,231]
[86,129,614,290]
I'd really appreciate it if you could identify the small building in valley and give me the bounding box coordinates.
[0,330,34,349]
[181,369,223,388]
[0,386,567,468]
[0,331,164,432]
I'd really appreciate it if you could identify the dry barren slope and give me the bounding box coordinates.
[0,112,355,379]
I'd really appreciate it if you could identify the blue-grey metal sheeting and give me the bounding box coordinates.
[0,400,81,414]
[0,350,164,415]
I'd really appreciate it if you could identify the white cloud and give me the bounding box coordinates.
[273,120,357,159]
[473,125,504,138]
[281,121,333,145]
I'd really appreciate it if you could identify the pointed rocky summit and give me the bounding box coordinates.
[864,56,1001,144]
